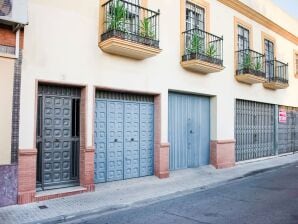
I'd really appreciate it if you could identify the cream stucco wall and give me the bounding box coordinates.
[0,58,14,165]
[19,0,298,150]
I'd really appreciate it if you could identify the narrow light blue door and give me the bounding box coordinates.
[107,101,124,181]
[94,92,154,183]
[168,92,210,170]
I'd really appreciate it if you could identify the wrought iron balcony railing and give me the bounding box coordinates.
[265,59,288,84]
[182,28,223,66]
[101,0,160,48]
[236,49,266,78]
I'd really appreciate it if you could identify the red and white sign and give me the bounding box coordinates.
[279,109,287,123]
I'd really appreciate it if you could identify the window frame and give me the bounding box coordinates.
[180,0,210,58]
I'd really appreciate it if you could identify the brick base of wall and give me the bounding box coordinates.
[154,143,170,178]
[210,140,236,169]
[80,147,95,192]
[18,149,37,204]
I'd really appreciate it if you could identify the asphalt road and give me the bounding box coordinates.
[66,163,298,224]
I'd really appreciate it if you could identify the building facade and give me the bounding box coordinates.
[1,0,298,206]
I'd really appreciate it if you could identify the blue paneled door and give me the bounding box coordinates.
[94,93,154,183]
[168,92,210,170]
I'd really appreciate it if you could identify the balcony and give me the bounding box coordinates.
[263,59,289,89]
[181,28,224,74]
[99,0,161,60]
[235,49,267,84]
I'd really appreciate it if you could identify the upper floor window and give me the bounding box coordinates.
[186,2,205,31]
[264,39,274,78]
[237,25,249,51]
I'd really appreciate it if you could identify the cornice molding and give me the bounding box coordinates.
[218,0,298,45]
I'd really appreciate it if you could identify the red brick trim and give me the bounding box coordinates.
[154,143,170,178]
[18,149,37,204]
[210,140,236,169]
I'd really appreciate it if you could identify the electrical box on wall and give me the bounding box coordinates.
[0,0,28,25]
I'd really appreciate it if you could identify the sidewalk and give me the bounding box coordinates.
[1,153,298,224]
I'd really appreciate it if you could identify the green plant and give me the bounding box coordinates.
[205,44,217,58]
[107,0,127,31]
[242,53,253,70]
[140,18,155,39]
[187,33,204,54]
[254,58,262,71]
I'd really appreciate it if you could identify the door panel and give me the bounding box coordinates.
[94,92,154,183]
[107,101,124,182]
[124,102,140,179]
[139,103,154,176]
[169,92,210,171]
[36,85,80,190]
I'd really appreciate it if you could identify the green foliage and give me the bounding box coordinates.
[205,44,217,58]
[107,0,127,31]
[254,58,262,71]
[140,18,155,39]
[242,53,253,70]
[188,33,204,54]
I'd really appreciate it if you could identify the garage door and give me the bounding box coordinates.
[168,92,210,170]
[278,107,298,154]
[94,91,154,183]
[235,100,275,162]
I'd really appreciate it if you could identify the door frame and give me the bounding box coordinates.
[33,80,90,191]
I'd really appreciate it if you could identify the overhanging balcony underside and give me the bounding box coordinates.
[99,0,161,60]
[181,28,224,74]
[263,60,289,89]
[235,49,266,84]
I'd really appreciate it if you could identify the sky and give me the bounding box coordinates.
[271,0,298,20]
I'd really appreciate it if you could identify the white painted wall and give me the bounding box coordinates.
[19,0,298,149]
[0,58,14,165]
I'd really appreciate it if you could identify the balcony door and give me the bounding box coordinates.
[185,2,205,54]
[264,39,275,79]
[237,25,249,51]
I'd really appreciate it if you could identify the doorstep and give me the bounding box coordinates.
[35,186,87,202]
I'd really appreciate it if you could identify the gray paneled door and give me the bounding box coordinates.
[36,85,80,191]
[235,100,275,162]
[278,107,298,154]
[168,92,210,170]
[94,91,154,183]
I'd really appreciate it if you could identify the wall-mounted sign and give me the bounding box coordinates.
[279,109,287,123]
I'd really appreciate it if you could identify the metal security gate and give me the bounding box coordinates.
[94,91,154,183]
[36,85,80,191]
[168,92,210,170]
[235,100,275,162]
[278,107,298,154]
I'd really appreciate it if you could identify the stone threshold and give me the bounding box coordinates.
[35,186,87,202]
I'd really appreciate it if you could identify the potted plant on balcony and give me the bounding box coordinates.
[140,17,155,46]
[241,53,253,74]
[205,44,218,64]
[107,0,128,37]
[187,32,204,60]
[254,58,264,77]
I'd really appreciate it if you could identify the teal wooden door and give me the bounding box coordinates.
[168,92,210,170]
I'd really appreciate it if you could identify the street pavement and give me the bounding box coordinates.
[66,162,298,224]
